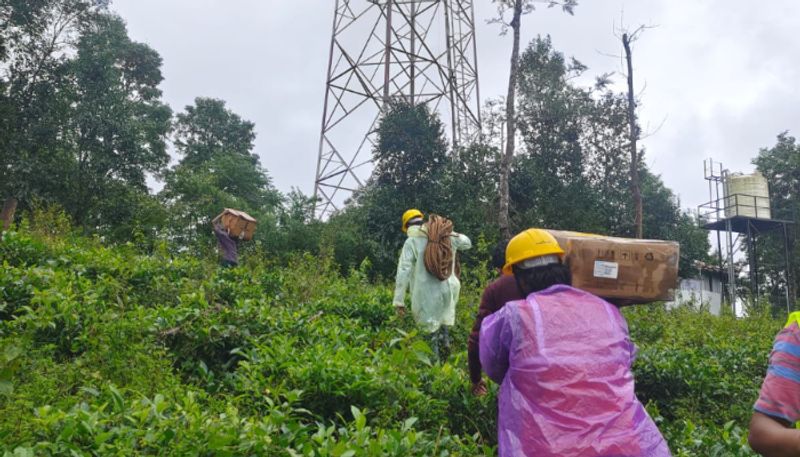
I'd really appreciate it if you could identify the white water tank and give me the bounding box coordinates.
[723,172,771,219]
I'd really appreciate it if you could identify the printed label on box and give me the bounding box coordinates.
[593,260,619,279]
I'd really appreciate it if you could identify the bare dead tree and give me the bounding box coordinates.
[617,22,654,239]
[491,0,577,239]
[622,31,642,238]
[496,0,523,239]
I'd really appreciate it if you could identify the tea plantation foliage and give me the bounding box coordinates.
[0,229,782,456]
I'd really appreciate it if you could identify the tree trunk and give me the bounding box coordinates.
[623,33,643,239]
[498,0,523,240]
[1,197,18,230]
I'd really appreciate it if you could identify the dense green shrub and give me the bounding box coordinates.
[626,305,777,428]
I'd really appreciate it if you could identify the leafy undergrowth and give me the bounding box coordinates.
[0,230,781,455]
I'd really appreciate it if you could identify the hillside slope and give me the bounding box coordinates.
[0,230,779,456]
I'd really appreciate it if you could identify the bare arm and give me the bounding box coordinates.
[749,411,800,457]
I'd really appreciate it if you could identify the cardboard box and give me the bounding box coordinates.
[547,230,680,303]
[216,208,257,241]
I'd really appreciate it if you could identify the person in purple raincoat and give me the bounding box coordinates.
[479,228,671,457]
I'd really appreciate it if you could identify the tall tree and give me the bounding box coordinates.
[173,97,256,168]
[67,14,172,228]
[513,36,607,233]
[441,143,501,239]
[0,5,171,240]
[753,132,800,307]
[639,170,710,276]
[371,100,449,197]
[583,92,633,234]
[0,0,104,206]
[161,98,281,246]
[358,100,449,240]
[341,100,452,275]
[511,36,709,276]
[491,0,577,239]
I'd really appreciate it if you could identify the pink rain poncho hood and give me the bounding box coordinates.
[479,284,670,457]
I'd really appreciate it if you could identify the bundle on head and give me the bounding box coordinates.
[424,214,457,281]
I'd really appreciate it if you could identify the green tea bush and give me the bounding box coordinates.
[0,232,48,267]
[0,229,784,455]
[626,305,777,428]
[4,384,492,456]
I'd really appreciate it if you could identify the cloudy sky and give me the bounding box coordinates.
[112,0,800,211]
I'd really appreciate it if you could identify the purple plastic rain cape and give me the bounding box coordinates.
[480,284,671,457]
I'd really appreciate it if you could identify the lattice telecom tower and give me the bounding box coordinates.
[314,0,482,218]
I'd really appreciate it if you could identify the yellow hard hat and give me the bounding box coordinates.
[401,209,424,233]
[503,228,565,276]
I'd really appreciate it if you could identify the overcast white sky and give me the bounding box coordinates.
[113,0,800,211]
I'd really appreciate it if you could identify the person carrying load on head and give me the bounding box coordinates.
[467,239,523,396]
[748,311,800,457]
[479,228,671,457]
[393,208,471,363]
[212,214,239,268]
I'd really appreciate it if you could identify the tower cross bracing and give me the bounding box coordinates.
[314,0,481,218]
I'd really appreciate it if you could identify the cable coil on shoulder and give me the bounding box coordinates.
[423,214,457,281]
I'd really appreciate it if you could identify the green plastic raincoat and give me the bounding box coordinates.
[393,225,472,333]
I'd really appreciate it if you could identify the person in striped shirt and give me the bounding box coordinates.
[749,312,800,456]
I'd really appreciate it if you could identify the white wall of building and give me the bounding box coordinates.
[667,276,724,315]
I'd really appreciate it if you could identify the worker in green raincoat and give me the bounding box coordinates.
[393,209,472,362]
